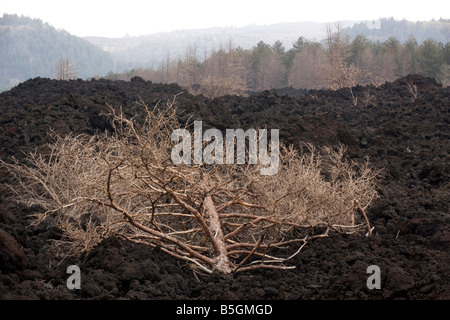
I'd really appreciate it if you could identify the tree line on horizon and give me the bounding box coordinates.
[2,15,449,95]
[104,24,450,97]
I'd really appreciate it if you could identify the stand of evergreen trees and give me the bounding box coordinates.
[105,33,450,95]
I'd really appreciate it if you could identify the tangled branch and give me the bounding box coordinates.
[1,97,379,274]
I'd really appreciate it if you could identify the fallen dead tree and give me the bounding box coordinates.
[1,98,379,275]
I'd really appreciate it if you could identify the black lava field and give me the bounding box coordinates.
[0,75,448,300]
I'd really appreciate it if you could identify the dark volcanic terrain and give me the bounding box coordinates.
[0,75,449,300]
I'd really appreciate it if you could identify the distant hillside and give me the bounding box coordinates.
[84,18,449,69]
[84,21,356,68]
[0,14,116,91]
[345,17,450,43]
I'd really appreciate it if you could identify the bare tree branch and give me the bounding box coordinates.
[0,97,379,274]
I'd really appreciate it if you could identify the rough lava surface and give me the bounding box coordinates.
[0,75,449,299]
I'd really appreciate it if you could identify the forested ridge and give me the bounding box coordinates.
[0,14,115,91]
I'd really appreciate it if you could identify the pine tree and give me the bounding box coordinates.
[419,39,443,78]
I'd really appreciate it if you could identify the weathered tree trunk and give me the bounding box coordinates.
[203,196,232,273]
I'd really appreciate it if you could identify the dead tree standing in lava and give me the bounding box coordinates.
[325,23,361,105]
[55,57,78,80]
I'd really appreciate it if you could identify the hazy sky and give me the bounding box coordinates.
[1,0,448,37]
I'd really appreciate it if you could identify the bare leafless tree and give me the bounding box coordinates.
[1,98,379,275]
[324,23,362,105]
[438,63,450,88]
[289,43,327,89]
[177,44,201,88]
[55,57,78,80]
[196,40,249,98]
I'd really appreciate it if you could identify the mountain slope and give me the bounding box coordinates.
[84,21,356,68]
[0,14,116,91]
